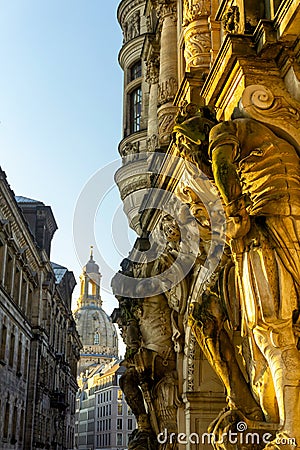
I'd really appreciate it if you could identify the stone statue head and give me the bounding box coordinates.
[172,103,217,177]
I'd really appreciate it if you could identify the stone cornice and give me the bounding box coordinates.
[117,0,146,27]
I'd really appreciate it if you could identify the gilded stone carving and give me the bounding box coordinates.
[173,103,216,178]
[170,104,300,448]
[239,84,300,153]
[223,5,240,34]
[209,115,300,448]
[184,26,211,71]
[182,0,210,26]
[172,110,264,430]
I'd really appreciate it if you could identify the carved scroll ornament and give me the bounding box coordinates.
[184,28,211,70]
[239,84,300,153]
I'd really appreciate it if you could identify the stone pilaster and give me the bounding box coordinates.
[156,0,178,147]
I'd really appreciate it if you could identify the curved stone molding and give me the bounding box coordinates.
[118,0,144,28]
[239,84,300,152]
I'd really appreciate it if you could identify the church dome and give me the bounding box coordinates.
[74,304,118,355]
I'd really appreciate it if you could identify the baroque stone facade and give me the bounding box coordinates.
[0,173,81,450]
[113,1,300,449]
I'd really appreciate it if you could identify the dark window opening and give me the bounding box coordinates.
[130,61,141,81]
[130,87,142,133]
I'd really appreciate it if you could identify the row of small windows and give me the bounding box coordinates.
[97,418,111,432]
[0,323,29,380]
[98,390,112,403]
[1,399,25,444]
[97,402,125,417]
[96,432,129,447]
[97,433,111,447]
[0,241,34,317]
[98,404,112,417]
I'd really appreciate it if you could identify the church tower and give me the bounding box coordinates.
[73,247,118,374]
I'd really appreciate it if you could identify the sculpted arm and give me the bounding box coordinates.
[209,123,250,239]
[211,144,242,204]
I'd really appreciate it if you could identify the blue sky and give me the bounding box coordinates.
[0,0,133,314]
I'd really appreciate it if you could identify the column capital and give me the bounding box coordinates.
[183,0,210,26]
[156,0,177,22]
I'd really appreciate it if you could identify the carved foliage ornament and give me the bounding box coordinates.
[183,0,211,26]
[184,29,211,70]
[146,134,159,152]
[156,0,177,22]
[145,57,160,85]
[159,114,174,135]
[158,77,178,105]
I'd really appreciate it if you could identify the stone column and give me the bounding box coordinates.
[146,55,160,152]
[156,0,178,147]
[183,0,211,75]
